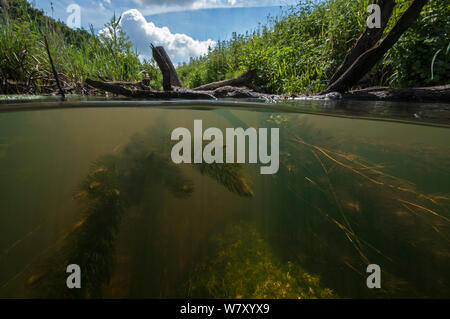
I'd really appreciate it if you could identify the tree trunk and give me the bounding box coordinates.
[151,45,183,91]
[326,0,396,87]
[323,0,429,94]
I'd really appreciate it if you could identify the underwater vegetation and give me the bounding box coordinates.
[27,160,123,298]
[184,222,337,299]
[3,110,448,299]
[197,162,254,198]
[263,114,450,297]
[25,122,254,298]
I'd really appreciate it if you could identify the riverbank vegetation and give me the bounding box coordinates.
[178,0,449,94]
[0,0,161,94]
[0,0,448,95]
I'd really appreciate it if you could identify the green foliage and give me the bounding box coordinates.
[28,122,255,298]
[29,156,124,298]
[387,0,450,87]
[196,161,254,197]
[1,0,448,95]
[186,222,337,298]
[0,0,161,94]
[178,0,449,94]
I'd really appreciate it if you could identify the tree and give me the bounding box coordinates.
[323,0,430,94]
[326,0,396,86]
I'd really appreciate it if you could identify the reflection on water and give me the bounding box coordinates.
[0,103,449,298]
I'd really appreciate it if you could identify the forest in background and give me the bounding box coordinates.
[0,0,449,95]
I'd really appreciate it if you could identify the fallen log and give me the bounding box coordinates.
[151,44,183,91]
[103,80,156,91]
[104,81,140,86]
[86,46,263,100]
[291,85,450,103]
[193,69,258,91]
[212,86,262,99]
[344,85,450,102]
[85,78,216,100]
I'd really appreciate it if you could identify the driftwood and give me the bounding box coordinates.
[212,86,262,99]
[85,78,216,100]
[193,69,258,91]
[151,44,183,91]
[85,44,264,100]
[85,78,271,101]
[103,81,156,92]
[293,85,450,104]
[344,85,450,102]
[104,81,140,86]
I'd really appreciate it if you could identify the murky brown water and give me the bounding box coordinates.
[0,100,449,298]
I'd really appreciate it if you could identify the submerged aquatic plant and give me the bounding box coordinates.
[197,162,254,197]
[25,122,254,298]
[27,158,123,298]
[263,114,450,297]
[184,222,337,299]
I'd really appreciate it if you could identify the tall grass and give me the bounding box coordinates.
[178,0,449,94]
[1,0,448,95]
[0,0,161,94]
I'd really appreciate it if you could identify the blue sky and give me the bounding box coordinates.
[29,0,297,62]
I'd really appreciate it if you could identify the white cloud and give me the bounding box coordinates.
[101,9,216,63]
[132,0,295,15]
[133,0,288,6]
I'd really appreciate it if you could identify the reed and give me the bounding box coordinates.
[0,0,161,94]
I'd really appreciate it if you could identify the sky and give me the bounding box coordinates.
[29,0,297,63]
